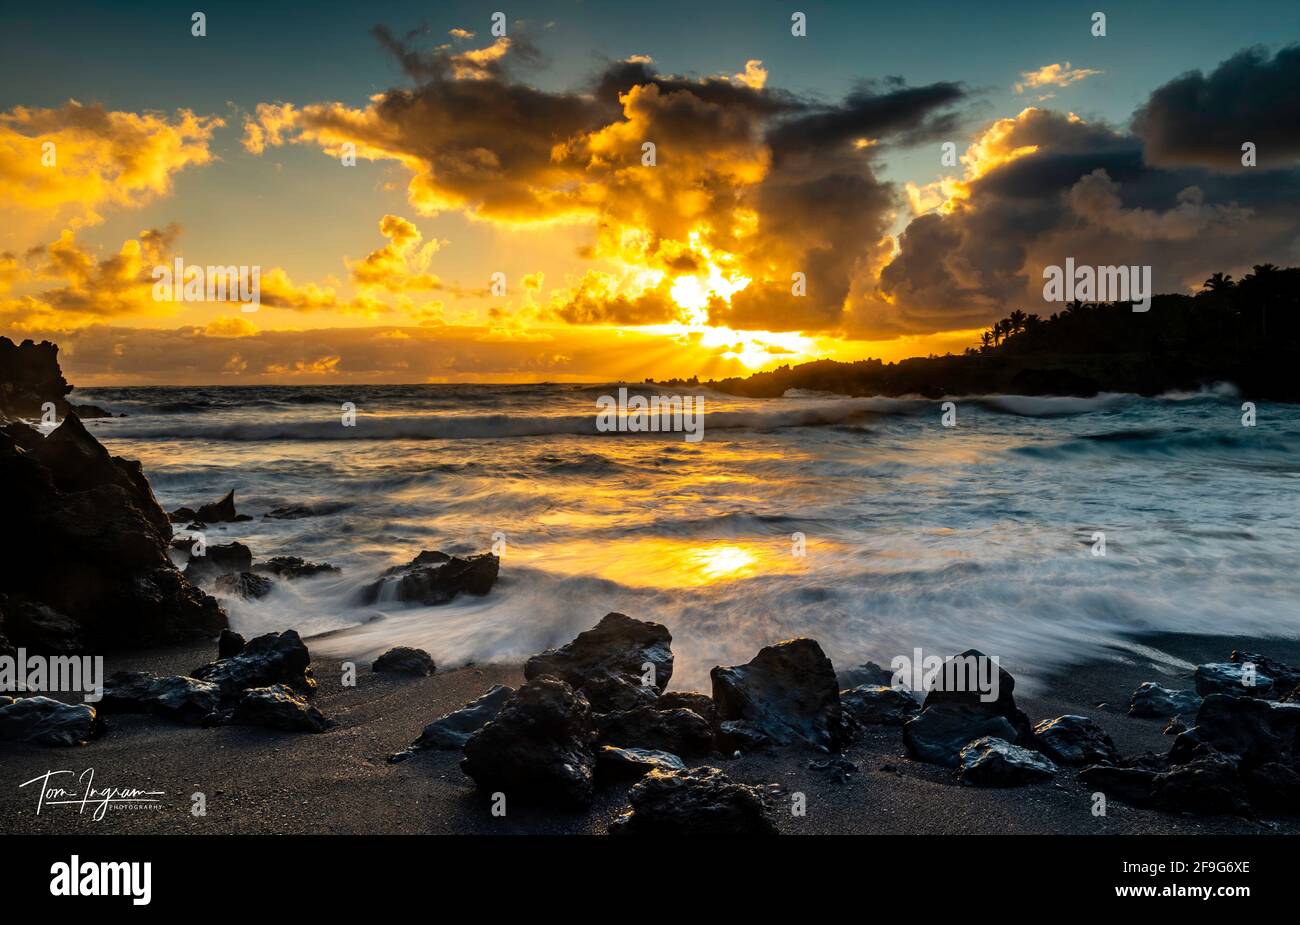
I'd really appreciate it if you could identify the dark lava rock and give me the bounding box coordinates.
[0,412,226,652]
[1195,661,1274,699]
[609,766,778,836]
[903,703,1020,767]
[359,550,499,606]
[1164,717,1187,735]
[1032,715,1119,766]
[0,337,111,419]
[1244,762,1300,812]
[1128,682,1202,718]
[253,556,340,579]
[1152,752,1251,815]
[836,659,896,689]
[214,571,273,600]
[581,673,658,712]
[596,745,686,781]
[840,685,920,726]
[1170,694,1300,769]
[716,719,771,753]
[711,638,845,752]
[921,648,1033,743]
[0,695,101,746]
[656,691,717,725]
[232,683,329,732]
[169,489,253,525]
[100,671,221,724]
[392,684,515,759]
[217,629,246,659]
[596,705,714,756]
[185,542,254,584]
[1231,650,1300,699]
[524,612,673,711]
[1078,765,1158,805]
[460,678,598,807]
[372,646,436,676]
[957,736,1057,787]
[191,629,315,698]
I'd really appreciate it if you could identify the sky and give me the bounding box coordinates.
[1,0,1298,384]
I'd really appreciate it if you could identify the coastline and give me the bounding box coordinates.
[3,630,1295,836]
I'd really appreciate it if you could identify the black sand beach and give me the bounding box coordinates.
[4,631,1296,836]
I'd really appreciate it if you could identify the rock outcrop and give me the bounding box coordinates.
[0,695,102,746]
[373,646,436,676]
[957,736,1057,787]
[358,550,499,606]
[190,630,315,698]
[391,684,514,760]
[609,766,778,835]
[711,638,845,751]
[524,612,673,711]
[0,337,110,419]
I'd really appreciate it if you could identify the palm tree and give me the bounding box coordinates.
[1007,309,1028,335]
[1201,271,1234,294]
[980,330,993,351]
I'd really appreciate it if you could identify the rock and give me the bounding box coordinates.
[1231,650,1300,699]
[217,629,246,659]
[191,629,315,698]
[920,649,1033,742]
[716,719,771,753]
[1171,694,1300,769]
[1078,765,1158,804]
[1032,715,1119,766]
[840,685,920,726]
[655,691,717,725]
[359,550,499,607]
[1152,752,1251,815]
[903,703,1020,767]
[1164,717,1186,735]
[596,705,714,756]
[807,755,858,784]
[957,736,1057,787]
[1244,762,1300,812]
[580,673,658,712]
[214,571,273,600]
[0,599,88,653]
[185,542,254,584]
[253,556,340,579]
[0,337,99,419]
[524,612,673,711]
[232,684,329,732]
[609,766,778,836]
[710,638,845,751]
[170,489,253,524]
[372,646,436,676]
[100,671,221,724]
[460,678,598,807]
[1194,661,1274,698]
[836,659,896,689]
[392,684,515,758]
[0,695,101,746]
[596,745,686,781]
[1,411,227,651]
[1128,682,1202,718]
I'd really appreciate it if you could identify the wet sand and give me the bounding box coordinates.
[2,631,1297,835]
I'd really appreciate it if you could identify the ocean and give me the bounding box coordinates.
[68,382,1300,691]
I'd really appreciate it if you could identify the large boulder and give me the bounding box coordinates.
[609,766,778,836]
[903,703,1020,767]
[391,684,514,759]
[1128,682,1201,718]
[1194,661,1274,699]
[524,612,673,711]
[372,646,436,676]
[710,638,845,751]
[460,678,598,807]
[0,695,101,746]
[957,736,1057,787]
[232,684,329,732]
[1032,715,1119,766]
[596,706,714,756]
[655,691,717,726]
[840,685,920,726]
[920,649,1033,742]
[358,550,499,606]
[214,571,273,601]
[1152,753,1251,815]
[1078,765,1159,805]
[190,630,315,698]
[100,671,221,724]
[1231,651,1300,699]
[185,542,254,584]
[0,337,109,418]
[0,414,226,652]
[595,746,686,781]
[1170,694,1300,770]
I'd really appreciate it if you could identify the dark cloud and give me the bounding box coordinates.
[1132,45,1300,170]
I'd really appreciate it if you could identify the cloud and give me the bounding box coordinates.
[1132,44,1300,170]
[347,214,443,291]
[0,102,221,245]
[1015,62,1102,94]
